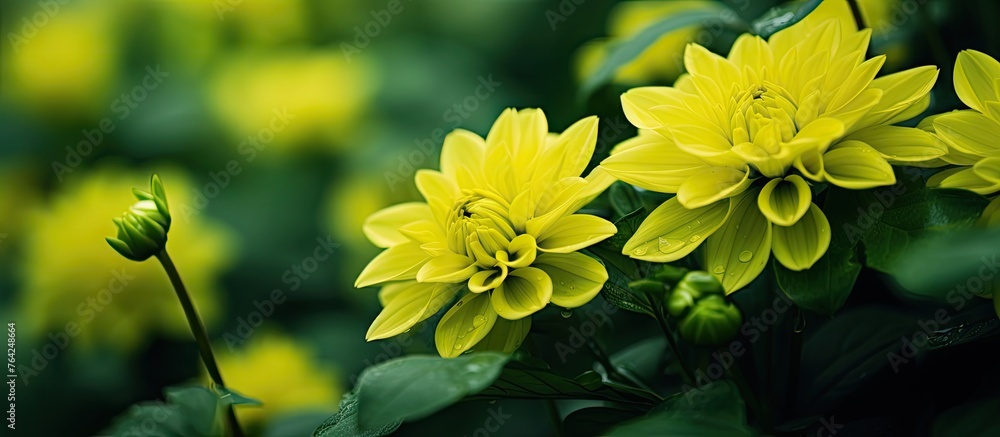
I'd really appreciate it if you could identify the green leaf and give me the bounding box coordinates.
[563,407,644,437]
[858,187,987,276]
[891,226,1000,299]
[607,381,755,436]
[932,395,1000,437]
[798,307,922,414]
[313,392,401,437]
[609,182,644,219]
[218,386,263,407]
[774,245,861,315]
[587,208,661,316]
[101,385,224,437]
[355,353,510,429]
[578,5,734,98]
[472,362,660,406]
[751,0,822,38]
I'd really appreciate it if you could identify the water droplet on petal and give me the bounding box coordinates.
[455,301,464,308]
[689,234,701,243]
[560,309,573,318]
[658,237,684,252]
[633,247,648,256]
[454,343,464,350]
[472,315,486,327]
[713,265,726,274]
[738,250,753,262]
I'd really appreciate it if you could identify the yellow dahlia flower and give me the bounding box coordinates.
[599,0,942,293]
[356,108,616,358]
[919,50,1000,196]
[210,332,341,428]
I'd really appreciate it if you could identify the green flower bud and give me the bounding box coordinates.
[628,279,665,296]
[652,265,689,284]
[666,271,725,318]
[678,295,743,346]
[106,174,171,261]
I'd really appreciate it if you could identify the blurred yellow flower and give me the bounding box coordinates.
[0,164,42,260]
[356,108,616,358]
[224,0,308,46]
[210,332,342,428]
[19,166,234,350]
[919,50,1000,196]
[575,1,710,84]
[2,5,119,117]
[209,51,375,153]
[600,0,941,293]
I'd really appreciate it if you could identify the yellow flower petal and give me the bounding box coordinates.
[954,49,1000,113]
[844,125,947,163]
[435,292,498,358]
[363,202,433,248]
[536,214,616,253]
[827,55,886,113]
[973,157,1000,184]
[757,175,811,226]
[535,116,599,184]
[355,243,431,288]
[978,196,1000,227]
[501,234,537,268]
[621,87,682,129]
[771,203,831,271]
[600,130,709,193]
[928,167,1000,195]
[416,169,459,223]
[933,110,1000,157]
[704,188,772,294]
[727,34,773,73]
[534,252,608,308]
[491,267,553,320]
[684,43,740,89]
[858,66,938,129]
[440,129,486,189]
[676,166,752,209]
[472,317,531,354]
[623,197,729,262]
[416,253,478,283]
[469,266,507,293]
[823,140,896,189]
[367,281,461,341]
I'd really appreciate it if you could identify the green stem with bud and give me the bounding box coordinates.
[156,250,243,437]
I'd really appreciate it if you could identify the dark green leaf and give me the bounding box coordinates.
[798,307,922,414]
[101,385,223,437]
[313,392,401,437]
[218,386,262,407]
[751,0,822,37]
[608,182,644,219]
[356,353,510,429]
[773,246,861,315]
[608,381,755,436]
[932,395,1000,437]
[891,226,1000,299]
[579,5,734,98]
[563,407,643,437]
[472,362,659,406]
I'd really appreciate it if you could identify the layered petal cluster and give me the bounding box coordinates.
[916,50,1000,225]
[356,108,616,358]
[599,0,940,293]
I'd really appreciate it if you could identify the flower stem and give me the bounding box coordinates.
[654,308,696,385]
[785,307,804,413]
[156,250,243,437]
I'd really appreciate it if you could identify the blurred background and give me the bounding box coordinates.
[1,0,997,435]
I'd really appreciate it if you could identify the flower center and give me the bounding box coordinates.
[728,82,805,177]
[447,191,516,266]
[446,190,538,292]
